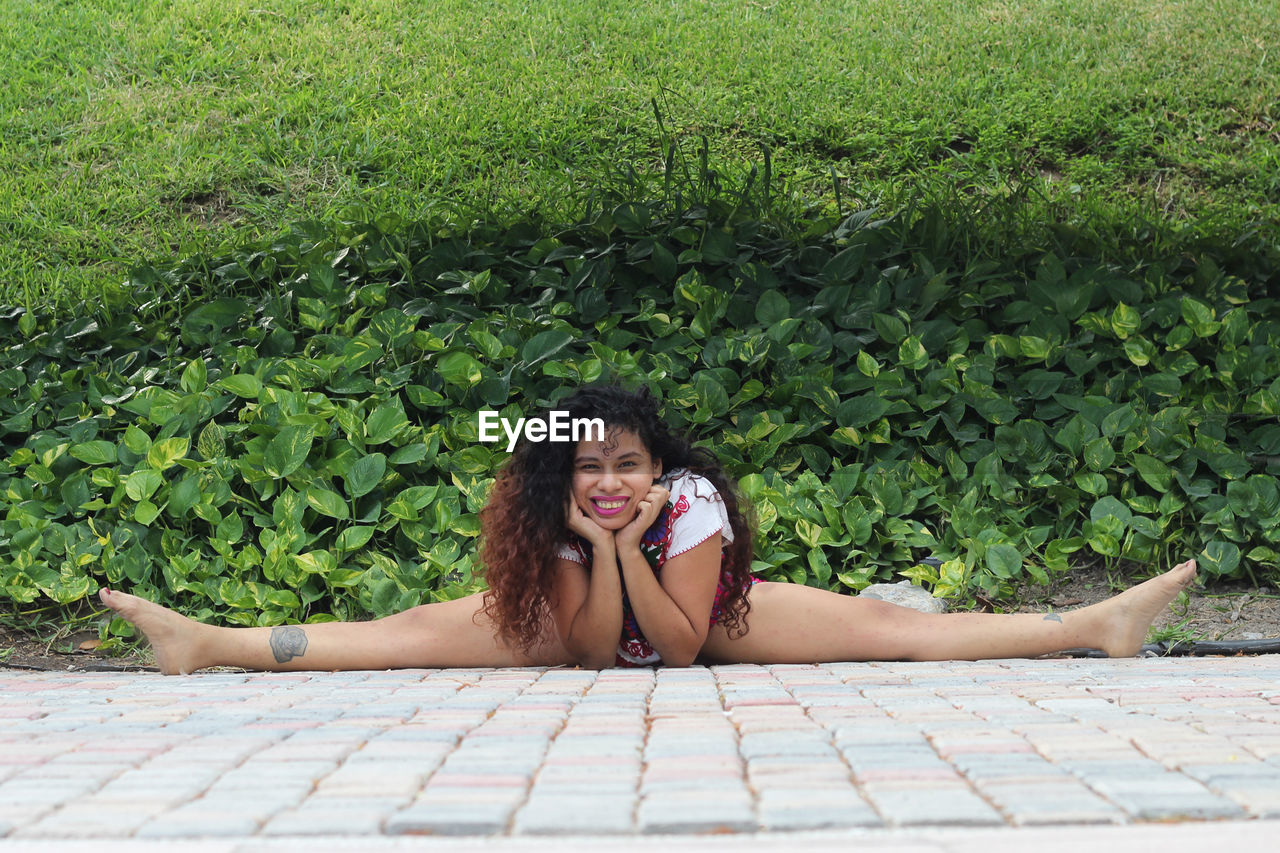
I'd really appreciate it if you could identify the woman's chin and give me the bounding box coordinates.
[589,510,639,530]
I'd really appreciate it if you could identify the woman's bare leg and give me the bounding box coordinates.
[98,589,572,675]
[700,560,1197,664]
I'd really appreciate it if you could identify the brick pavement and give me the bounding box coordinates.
[3,656,1280,843]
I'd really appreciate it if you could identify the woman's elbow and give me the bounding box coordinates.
[579,652,615,670]
[661,642,703,668]
[568,641,616,670]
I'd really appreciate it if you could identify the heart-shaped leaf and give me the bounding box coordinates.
[344,453,387,499]
[264,426,313,479]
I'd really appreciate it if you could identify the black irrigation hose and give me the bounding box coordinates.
[1061,639,1280,658]
[1148,638,1280,656]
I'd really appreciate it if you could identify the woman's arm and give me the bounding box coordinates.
[613,484,723,667]
[616,533,722,667]
[549,503,625,669]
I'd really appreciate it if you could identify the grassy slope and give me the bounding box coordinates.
[1,0,1277,306]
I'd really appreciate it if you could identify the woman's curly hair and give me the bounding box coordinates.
[479,384,754,654]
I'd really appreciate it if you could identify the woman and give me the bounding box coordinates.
[100,385,1197,674]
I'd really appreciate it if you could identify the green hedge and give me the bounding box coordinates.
[2,193,1278,643]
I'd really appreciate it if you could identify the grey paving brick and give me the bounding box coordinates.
[756,803,883,830]
[738,732,836,759]
[643,744,739,761]
[1005,805,1126,826]
[135,812,264,838]
[259,806,395,836]
[952,758,1069,779]
[1179,763,1280,785]
[1088,776,1221,798]
[637,795,757,833]
[1057,758,1173,778]
[752,778,875,809]
[639,773,745,794]
[865,787,1006,826]
[513,793,636,834]
[437,754,543,773]
[843,752,953,771]
[1106,794,1247,820]
[527,778,638,796]
[385,801,515,836]
[13,806,156,839]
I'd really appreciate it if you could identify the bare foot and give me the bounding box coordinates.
[1090,560,1198,657]
[99,589,209,675]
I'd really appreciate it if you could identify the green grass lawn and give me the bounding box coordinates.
[2,0,1277,307]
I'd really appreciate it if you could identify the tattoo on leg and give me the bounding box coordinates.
[1043,612,1063,623]
[270,626,309,663]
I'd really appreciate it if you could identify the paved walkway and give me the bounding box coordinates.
[3,656,1280,848]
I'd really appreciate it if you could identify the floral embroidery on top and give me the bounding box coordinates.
[639,500,675,561]
[557,469,755,667]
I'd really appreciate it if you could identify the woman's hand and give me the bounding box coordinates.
[565,497,614,548]
[615,484,670,550]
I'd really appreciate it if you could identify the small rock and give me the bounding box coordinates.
[857,580,947,614]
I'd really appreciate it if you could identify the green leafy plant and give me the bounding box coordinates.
[1,157,1278,638]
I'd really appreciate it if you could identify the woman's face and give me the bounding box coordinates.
[571,427,662,530]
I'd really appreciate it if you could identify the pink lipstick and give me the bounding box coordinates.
[591,496,629,517]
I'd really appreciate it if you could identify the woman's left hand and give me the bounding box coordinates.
[615,483,670,549]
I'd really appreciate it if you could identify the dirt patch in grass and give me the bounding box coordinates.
[0,621,156,673]
[164,188,241,225]
[1010,562,1280,645]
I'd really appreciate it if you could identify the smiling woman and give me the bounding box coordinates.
[569,431,662,526]
[99,384,1199,675]
[475,385,756,670]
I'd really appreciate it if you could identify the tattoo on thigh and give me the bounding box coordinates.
[270,626,308,663]
[1043,612,1063,623]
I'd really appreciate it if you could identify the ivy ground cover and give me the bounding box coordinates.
[1,185,1277,644]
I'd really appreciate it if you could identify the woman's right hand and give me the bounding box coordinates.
[565,497,613,548]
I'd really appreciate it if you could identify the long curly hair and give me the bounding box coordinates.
[479,384,754,654]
